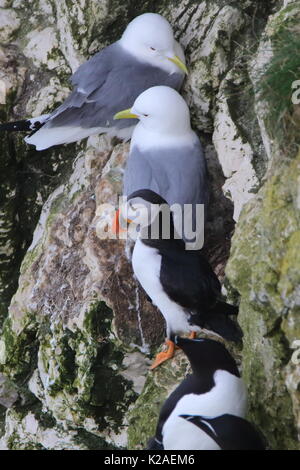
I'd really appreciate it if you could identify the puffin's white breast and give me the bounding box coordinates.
[132,239,198,336]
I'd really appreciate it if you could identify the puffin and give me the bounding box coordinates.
[147,336,247,450]
[122,189,243,369]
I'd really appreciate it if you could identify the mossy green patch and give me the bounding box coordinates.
[0,316,39,383]
[79,302,138,433]
[0,405,6,439]
[257,13,300,155]
[7,431,45,451]
[128,353,190,449]
[226,149,300,449]
[0,299,139,447]
[73,428,120,450]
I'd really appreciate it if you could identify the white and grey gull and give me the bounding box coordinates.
[0,13,187,150]
[113,85,209,244]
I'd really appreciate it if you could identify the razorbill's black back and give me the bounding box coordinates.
[179,414,267,450]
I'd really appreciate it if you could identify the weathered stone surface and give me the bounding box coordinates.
[128,350,191,449]
[0,374,18,408]
[226,151,300,450]
[213,70,260,222]
[226,2,300,450]
[0,9,20,43]
[0,0,299,450]
[0,133,161,448]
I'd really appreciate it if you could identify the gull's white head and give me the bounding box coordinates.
[114,86,191,135]
[120,13,187,75]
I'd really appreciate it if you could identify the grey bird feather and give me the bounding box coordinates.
[123,141,209,231]
[0,35,185,150]
[47,43,184,131]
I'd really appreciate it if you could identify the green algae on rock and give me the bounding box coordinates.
[127,350,190,449]
[226,150,300,450]
[225,1,300,450]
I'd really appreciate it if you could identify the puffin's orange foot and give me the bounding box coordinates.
[150,340,176,370]
[189,331,197,339]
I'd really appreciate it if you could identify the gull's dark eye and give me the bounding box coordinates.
[150,47,156,51]
[143,114,149,117]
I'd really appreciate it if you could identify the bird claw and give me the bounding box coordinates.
[150,340,176,370]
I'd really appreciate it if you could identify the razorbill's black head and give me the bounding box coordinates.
[174,336,240,377]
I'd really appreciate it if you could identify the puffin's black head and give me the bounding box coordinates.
[128,189,168,206]
[127,189,177,241]
[174,336,240,377]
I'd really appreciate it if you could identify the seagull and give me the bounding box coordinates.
[114,85,209,244]
[179,414,267,450]
[147,336,247,450]
[0,13,187,150]
[121,189,243,369]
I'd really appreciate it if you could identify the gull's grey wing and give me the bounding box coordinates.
[123,139,209,206]
[43,43,184,131]
[123,148,155,195]
[123,140,208,244]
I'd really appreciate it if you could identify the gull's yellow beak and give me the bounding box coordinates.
[167,55,188,74]
[114,108,139,120]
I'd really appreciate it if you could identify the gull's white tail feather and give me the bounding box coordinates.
[25,125,104,150]
[24,123,135,150]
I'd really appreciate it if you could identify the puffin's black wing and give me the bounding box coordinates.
[180,414,267,450]
[159,247,242,342]
[159,247,221,310]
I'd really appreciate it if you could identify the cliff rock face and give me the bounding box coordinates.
[0,0,299,450]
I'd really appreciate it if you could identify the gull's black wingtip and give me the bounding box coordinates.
[0,120,31,132]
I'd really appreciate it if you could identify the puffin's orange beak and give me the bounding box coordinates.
[112,209,132,235]
[112,209,124,235]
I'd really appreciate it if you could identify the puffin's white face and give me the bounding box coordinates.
[117,197,160,240]
[114,86,191,135]
[120,13,187,74]
[126,197,160,229]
